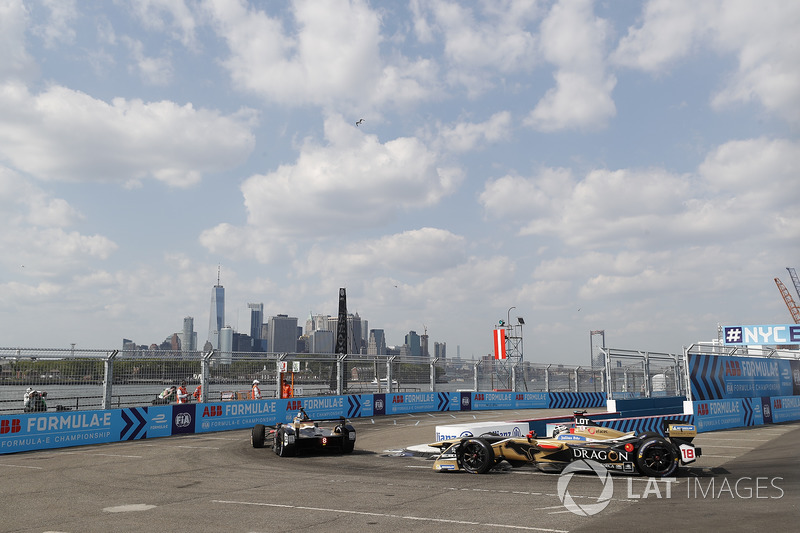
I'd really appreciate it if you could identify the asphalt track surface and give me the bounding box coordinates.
[2,408,798,533]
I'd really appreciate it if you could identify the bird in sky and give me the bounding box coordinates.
[356,118,364,126]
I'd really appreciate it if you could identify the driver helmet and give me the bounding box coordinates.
[553,424,569,436]
[26,387,33,393]
[253,379,259,385]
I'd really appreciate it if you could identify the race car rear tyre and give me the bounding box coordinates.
[251,424,266,448]
[274,428,296,457]
[458,438,495,474]
[636,437,678,477]
[340,427,355,454]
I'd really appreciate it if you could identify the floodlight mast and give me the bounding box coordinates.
[496,306,524,391]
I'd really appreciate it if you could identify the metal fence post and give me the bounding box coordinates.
[603,347,612,400]
[574,366,580,393]
[200,350,214,403]
[473,361,480,391]
[544,364,551,392]
[642,351,651,398]
[336,354,346,395]
[430,357,438,392]
[102,350,118,410]
[511,363,517,392]
[387,356,396,393]
[683,346,693,402]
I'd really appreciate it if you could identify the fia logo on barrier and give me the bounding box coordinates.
[175,412,192,428]
[556,459,614,516]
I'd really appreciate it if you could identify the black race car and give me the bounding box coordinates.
[251,408,356,456]
[430,411,701,477]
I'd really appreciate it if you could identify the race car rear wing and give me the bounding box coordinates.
[662,420,697,443]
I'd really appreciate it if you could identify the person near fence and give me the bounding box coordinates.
[251,379,262,400]
[23,387,48,412]
[193,385,202,402]
[153,385,176,405]
[176,381,189,404]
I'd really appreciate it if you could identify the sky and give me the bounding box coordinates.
[0,0,798,365]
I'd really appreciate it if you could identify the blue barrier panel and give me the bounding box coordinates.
[768,395,800,423]
[470,391,549,410]
[548,392,605,409]
[0,406,173,454]
[689,354,799,400]
[608,396,686,417]
[599,414,695,435]
[690,398,762,432]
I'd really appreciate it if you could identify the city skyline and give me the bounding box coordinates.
[1,2,798,365]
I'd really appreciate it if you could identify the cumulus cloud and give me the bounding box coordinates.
[418,0,539,93]
[432,111,512,152]
[207,0,439,109]
[0,82,256,187]
[127,0,199,49]
[0,0,36,81]
[0,167,117,275]
[611,0,711,72]
[480,137,800,250]
[415,1,539,75]
[525,0,616,131]
[300,228,468,280]
[200,114,462,260]
[612,0,800,123]
[32,0,77,49]
[121,36,174,85]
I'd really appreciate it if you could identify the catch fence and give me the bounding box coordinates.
[1,346,685,413]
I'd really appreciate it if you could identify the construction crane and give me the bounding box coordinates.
[774,277,800,324]
[787,267,800,300]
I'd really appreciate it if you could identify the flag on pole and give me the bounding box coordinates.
[493,328,507,360]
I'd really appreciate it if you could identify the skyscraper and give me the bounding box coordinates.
[405,330,421,356]
[207,269,225,349]
[268,314,298,353]
[368,329,386,355]
[434,341,447,359]
[181,316,196,353]
[248,303,264,351]
[219,325,233,365]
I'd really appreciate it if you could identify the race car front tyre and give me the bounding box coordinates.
[274,428,296,457]
[251,424,266,448]
[458,438,495,474]
[636,437,678,477]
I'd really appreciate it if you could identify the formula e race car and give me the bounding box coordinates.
[251,408,356,456]
[430,411,701,477]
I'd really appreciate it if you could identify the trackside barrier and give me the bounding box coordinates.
[5,391,799,455]
[606,396,686,417]
[0,391,602,454]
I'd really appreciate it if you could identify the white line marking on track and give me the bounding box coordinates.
[697,438,769,442]
[699,455,736,458]
[57,452,142,458]
[0,463,43,469]
[698,445,753,449]
[212,500,568,532]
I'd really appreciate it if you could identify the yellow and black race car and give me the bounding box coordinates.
[251,408,356,456]
[430,411,700,477]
